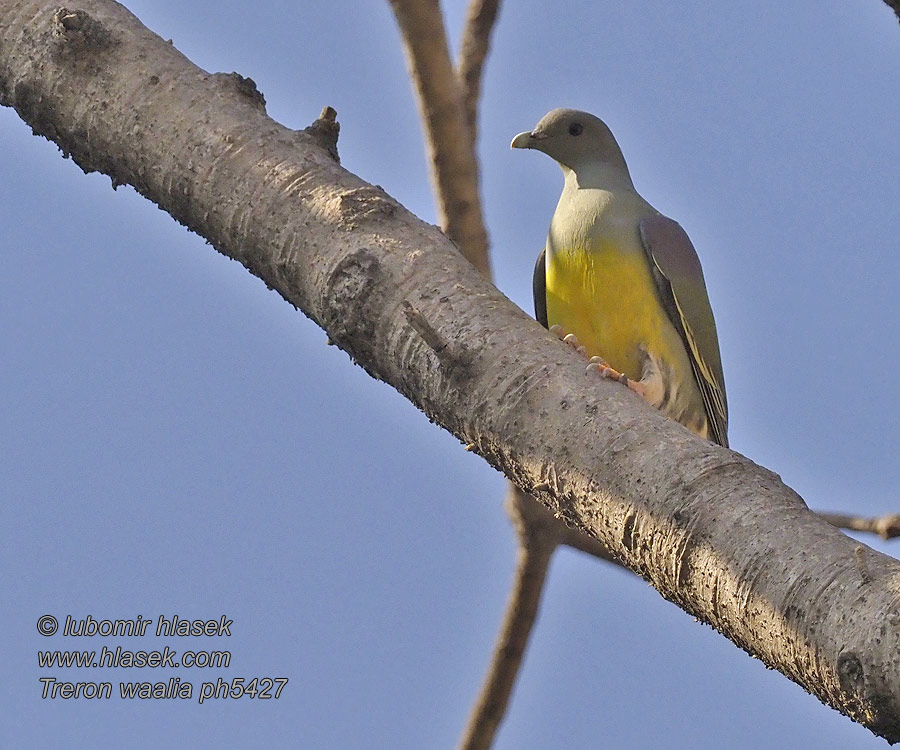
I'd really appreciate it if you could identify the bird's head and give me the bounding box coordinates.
[511,108,629,177]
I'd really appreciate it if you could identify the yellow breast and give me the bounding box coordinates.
[545,240,673,381]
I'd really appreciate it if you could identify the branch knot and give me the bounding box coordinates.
[304,106,341,162]
[52,8,116,58]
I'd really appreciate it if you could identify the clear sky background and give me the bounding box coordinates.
[4,1,900,748]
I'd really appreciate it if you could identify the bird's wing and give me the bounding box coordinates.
[639,215,729,447]
[533,248,548,329]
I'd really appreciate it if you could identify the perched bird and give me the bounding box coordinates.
[511,109,728,447]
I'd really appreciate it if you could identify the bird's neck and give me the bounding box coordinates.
[563,161,635,192]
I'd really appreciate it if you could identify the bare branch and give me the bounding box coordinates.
[390,3,562,741]
[820,511,900,540]
[456,0,501,142]
[5,0,900,739]
[387,0,491,276]
[395,2,574,741]
[459,489,558,750]
[459,490,620,750]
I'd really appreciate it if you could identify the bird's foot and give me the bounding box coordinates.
[586,356,646,396]
[551,325,645,396]
[549,325,588,357]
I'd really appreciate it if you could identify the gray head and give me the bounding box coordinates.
[511,108,629,175]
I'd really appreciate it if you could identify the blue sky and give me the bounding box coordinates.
[4,1,900,747]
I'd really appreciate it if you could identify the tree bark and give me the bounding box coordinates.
[2,0,900,740]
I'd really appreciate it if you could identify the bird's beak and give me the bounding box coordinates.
[510,130,548,150]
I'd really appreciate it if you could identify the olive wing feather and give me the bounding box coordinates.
[533,248,548,329]
[639,215,728,447]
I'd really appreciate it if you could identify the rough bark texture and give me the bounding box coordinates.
[3,0,900,740]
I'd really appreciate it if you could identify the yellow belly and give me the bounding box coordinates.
[545,241,673,381]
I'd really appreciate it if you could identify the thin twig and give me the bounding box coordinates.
[819,511,900,540]
[456,0,501,143]
[459,489,560,750]
[387,0,491,276]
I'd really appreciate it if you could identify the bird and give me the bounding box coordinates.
[511,108,728,447]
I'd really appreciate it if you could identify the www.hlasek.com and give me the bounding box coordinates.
[36,614,288,704]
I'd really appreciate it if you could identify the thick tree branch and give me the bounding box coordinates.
[387,0,491,276]
[456,0,500,143]
[3,0,900,741]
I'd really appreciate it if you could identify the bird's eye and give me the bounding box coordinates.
[568,123,584,136]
